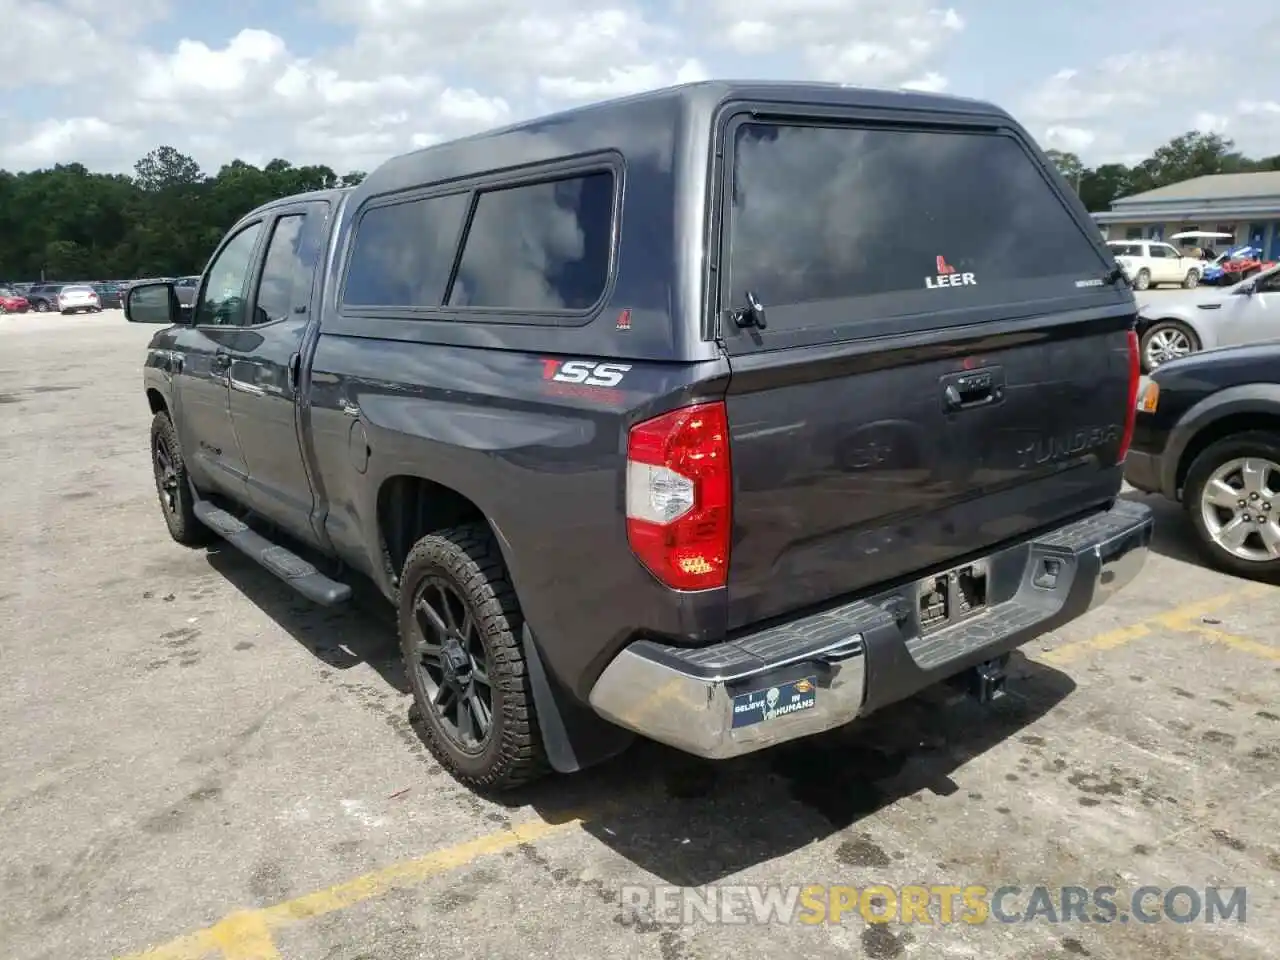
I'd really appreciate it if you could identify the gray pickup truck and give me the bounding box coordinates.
[128,80,1153,792]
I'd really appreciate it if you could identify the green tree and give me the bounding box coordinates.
[1045,149,1084,189]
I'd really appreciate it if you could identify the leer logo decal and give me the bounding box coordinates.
[926,254,977,290]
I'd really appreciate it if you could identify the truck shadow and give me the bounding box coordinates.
[198,541,1075,887]
[203,546,410,695]
[494,653,1076,887]
[1119,488,1205,568]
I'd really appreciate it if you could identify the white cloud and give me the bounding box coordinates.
[693,0,963,86]
[1019,41,1280,163]
[4,0,1277,177]
[1043,126,1096,153]
[901,72,948,93]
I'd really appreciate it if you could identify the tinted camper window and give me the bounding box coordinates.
[343,193,469,308]
[725,121,1107,340]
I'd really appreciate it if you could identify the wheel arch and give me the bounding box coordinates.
[378,473,633,775]
[1165,389,1280,498]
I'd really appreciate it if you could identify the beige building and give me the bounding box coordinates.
[1092,171,1280,259]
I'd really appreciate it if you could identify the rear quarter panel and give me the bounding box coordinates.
[306,335,732,698]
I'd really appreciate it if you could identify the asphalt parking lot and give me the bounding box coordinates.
[1,309,1277,960]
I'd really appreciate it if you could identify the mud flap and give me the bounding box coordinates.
[521,625,635,774]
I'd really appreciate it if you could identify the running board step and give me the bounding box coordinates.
[193,501,351,606]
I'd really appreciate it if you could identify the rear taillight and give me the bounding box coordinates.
[625,401,732,591]
[1118,329,1140,462]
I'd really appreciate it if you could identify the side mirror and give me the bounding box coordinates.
[124,281,183,324]
[1239,282,1256,296]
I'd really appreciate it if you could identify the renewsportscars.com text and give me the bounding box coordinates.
[618,884,1248,926]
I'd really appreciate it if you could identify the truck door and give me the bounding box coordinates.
[223,201,329,548]
[175,219,267,499]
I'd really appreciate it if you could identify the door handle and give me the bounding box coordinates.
[287,352,301,393]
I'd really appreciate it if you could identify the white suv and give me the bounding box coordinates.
[1107,240,1204,291]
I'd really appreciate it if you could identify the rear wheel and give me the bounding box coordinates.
[1140,320,1199,372]
[398,523,548,791]
[150,412,213,546]
[1185,432,1280,580]
[34,301,49,312]
[1132,268,1151,291]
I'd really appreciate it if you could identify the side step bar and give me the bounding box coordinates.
[193,500,351,606]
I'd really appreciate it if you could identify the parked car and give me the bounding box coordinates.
[0,286,30,313]
[93,282,124,308]
[1135,264,1280,371]
[173,276,200,307]
[127,80,1151,791]
[1107,239,1204,290]
[1126,340,1280,578]
[54,284,101,314]
[25,283,65,311]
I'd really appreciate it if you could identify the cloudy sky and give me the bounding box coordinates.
[3,0,1279,175]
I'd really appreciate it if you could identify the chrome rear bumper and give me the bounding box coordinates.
[589,499,1153,760]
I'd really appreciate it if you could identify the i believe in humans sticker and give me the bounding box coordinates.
[926,255,977,289]
[731,677,818,729]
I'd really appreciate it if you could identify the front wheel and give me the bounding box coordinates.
[1182,269,1200,289]
[34,301,49,312]
[150,412,213,546]
[399,523,548,791]
[1184,431,1280,580]
[1140,320,1199,372]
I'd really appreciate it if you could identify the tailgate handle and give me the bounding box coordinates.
[942,367,1004,412]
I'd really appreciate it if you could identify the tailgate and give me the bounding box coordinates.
[712,111,1138,630]
[722,323,1135,627]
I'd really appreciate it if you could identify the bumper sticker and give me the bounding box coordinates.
[731,677,817,728]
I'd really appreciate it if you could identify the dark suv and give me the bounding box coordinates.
[127,80,1152,792]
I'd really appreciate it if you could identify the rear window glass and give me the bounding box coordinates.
[725,122,1108,340]
[343,192,470,308]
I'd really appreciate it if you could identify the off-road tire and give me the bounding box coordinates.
[1133,268,1151,291]
[150,412,214,546]
[399,523,548,791]
[1183,430,1280,581]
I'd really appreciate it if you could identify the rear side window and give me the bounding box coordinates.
[724,121,1108,340]
[343,192,470,308]
[447,171,614,312]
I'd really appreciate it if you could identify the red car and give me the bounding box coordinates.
[0,287,30,313]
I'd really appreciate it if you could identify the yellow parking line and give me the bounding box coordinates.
[1191,626,1280,661]
[115,814,587,960]
[1042,584,1270,665]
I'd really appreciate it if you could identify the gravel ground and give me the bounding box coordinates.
[1,309,1277,960]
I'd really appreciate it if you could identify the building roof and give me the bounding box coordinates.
[1114,171,1280,205]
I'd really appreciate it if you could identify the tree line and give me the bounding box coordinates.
[1046,131,1280,214]
[0,146,367,282]
[2,131,1278,283]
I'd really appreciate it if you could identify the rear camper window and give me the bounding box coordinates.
[723,121,1109,344]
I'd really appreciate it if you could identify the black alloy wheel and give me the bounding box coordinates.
[409,576,494,752]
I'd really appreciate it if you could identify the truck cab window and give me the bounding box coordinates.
[195,222,263,327]
[252,215,306,326]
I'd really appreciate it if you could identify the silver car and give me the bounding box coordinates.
[1137,265,1280,372]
